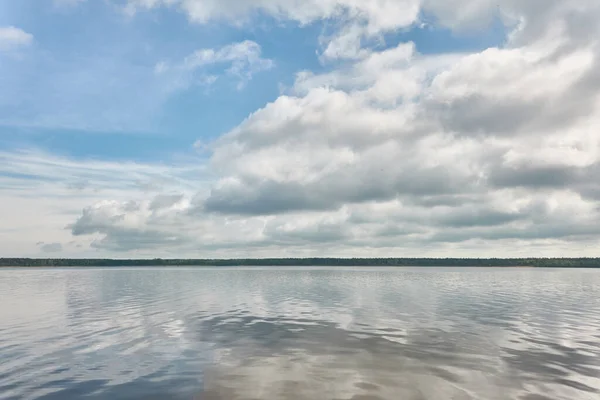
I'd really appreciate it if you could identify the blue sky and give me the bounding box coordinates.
[1,0,599,258]
[0,0,505,162]
[1,0,319,160]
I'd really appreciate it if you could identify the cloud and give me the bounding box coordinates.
[426,45,596,138]
[171,0,600,255]
[124,0,421,28]
[0,26,33,51]
[67,195,267,253]
[6,0,600,257]
[0,150,206,194]
[70,199,191,251]
[65,188,600,256]
[39,242,63,253]
[0,150,209,257]
[123,0,422,61]
[196,1,600,216]
[155,40,274,90]
[201,83,484,215]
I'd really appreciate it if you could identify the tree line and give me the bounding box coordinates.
[1,258,600,267]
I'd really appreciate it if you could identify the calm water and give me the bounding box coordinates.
[1,267,600,400]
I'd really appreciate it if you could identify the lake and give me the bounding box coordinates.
[0,267,599,400]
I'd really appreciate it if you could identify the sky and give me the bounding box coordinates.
[1,0,600,259]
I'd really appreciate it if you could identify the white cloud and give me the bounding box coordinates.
[124,0,421,60]
[187,0,600,255]
[118,0,600,63]
[125,0,420,27]
[5,0,600,257]
[155,40,273,90]
[0,26,33,51]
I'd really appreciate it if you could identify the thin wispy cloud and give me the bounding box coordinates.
[156,40,274,90]
[0,26,33,51]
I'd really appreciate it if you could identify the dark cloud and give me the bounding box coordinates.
[204,163,473,216]
[430,94,545,137]
[488,163,599,192]
[488,166,580,189]
[406,195,479,208]
[374,224,425,238]
[579,187,600,202]
[435,209,522,228]
[204,180,337,215]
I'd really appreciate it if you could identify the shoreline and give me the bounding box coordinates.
[1,258,600,268]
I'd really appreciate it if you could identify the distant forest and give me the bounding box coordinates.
[1,258,600,268]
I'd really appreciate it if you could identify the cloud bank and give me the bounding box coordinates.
[3,0,600,257]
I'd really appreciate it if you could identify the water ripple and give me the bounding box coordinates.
[0,267,599,399]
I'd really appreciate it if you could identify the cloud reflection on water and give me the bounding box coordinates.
[0,267,599,399]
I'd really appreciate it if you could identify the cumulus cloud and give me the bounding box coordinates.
[0,26,33,51]
[190,1,600,254]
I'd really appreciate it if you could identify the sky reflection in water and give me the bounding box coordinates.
[0,267,599,400]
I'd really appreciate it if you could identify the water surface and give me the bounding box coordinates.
[1,267,599,399]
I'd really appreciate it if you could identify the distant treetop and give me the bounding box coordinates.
[1,258,599,268]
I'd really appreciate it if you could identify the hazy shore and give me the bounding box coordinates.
[1,258,600,268]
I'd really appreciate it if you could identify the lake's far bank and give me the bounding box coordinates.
[1,258,600,268]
